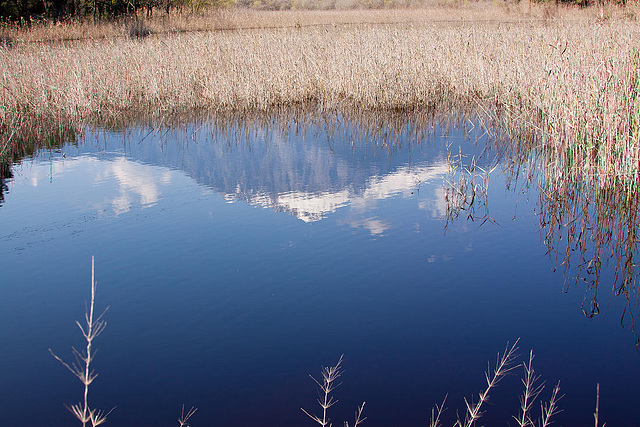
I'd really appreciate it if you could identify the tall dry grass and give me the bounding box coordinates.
[0,2,599,43]
[2,7,638,122]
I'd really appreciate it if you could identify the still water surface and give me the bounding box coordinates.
[0,119,638,426]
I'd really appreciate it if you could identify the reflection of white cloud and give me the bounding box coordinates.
[427,254,453,263]
[347,217,391,236]
[230,162,449,223]
[28,156,71,188]
[22,155,173,216]
[419,186,448,219]
[108,157,166,215]
[276,190,351,222]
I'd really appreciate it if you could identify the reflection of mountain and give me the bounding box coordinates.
[244,163,448,222]
[70,125,489,222]
[2,122,493,225]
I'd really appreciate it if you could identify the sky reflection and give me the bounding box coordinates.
[4,126,459,236]
[15,155,176,216]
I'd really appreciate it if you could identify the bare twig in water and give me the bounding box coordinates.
[178,405,198,427]
[344,402,366,427]
[302,355,365,427]
[431,341,564,427]
[594,383,606,427]
[539,381,562,427]
[514,351,545,427]
[454,339,520,427]
[49,256,112,426]
[429,395,447,427]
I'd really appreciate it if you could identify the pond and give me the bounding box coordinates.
[0,115,638,427]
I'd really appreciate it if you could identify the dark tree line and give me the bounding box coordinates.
[1,0,629,24]
[0,0,206,21]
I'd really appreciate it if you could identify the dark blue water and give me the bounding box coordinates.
[0,119,638,427]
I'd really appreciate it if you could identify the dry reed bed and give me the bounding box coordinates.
[2,16,639,141]
[0,3,605,43]
[0,6,516,43]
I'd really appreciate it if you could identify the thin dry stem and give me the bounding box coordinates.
[178,405,198,427]
[594,383,606,427]
[514,351,545,427]
[429,395,447,427]
[302,355,343,426]
[49,256,110,427]
[302,355,365,427]
[344,402,366,427]
[539,381,562,427]
[454,339,520,427]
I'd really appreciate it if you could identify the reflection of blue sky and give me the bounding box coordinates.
[23,156,175,216]
[5,121,482,241]
[6,153,450,238]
